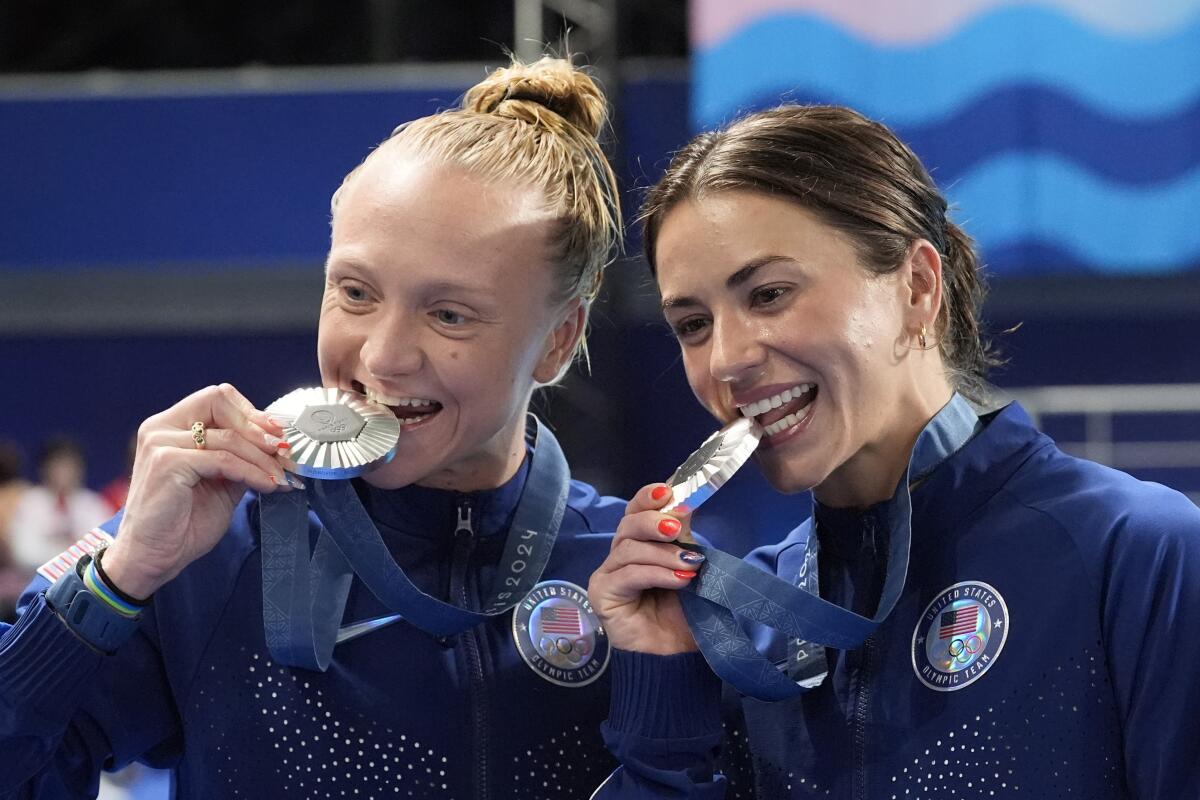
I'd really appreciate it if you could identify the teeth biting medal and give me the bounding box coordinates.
[664,416,763,513]
[265,387,401,480]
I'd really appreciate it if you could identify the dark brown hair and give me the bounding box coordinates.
[641,104,998,401]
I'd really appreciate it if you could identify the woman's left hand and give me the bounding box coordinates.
[588,483,701,655]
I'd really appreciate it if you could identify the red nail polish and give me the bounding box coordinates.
[673,569,695,580]
[651,485,670,501]
[658,518,680,536]
[277,441,291,450]
[675,504,692,516]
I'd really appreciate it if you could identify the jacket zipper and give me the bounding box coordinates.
[852,633,877,800]
[450,500,490,800]
[850,513,883,800]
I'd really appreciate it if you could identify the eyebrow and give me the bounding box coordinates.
[660,255,794,311]
[420,279,493,297]
[323,254,368,278]
[326,258,491,297]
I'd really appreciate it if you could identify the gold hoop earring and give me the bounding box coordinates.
[918,324,928,349]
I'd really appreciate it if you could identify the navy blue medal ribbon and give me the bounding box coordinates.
[679,393,981,700]
[258,416,570,670]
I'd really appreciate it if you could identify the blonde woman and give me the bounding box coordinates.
[0,57,626,798]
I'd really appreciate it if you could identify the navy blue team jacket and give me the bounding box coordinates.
[597,402,1200,799]
[0,458,625,799]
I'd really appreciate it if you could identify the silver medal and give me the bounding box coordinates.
[664,416,763,513]
[265,387,401,479]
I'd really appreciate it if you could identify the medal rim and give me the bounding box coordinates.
[265,387,401,479]
[665,416,762,512]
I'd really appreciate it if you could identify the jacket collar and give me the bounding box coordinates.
[910,401,1052,530]
[352,453,531,539]
[812,401,1049,556]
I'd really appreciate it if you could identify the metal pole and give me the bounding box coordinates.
[367,0,401,63]
[514,0,544,63]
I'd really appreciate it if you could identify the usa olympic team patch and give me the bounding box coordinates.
[512,580,609,687]
[912,581,1009,692]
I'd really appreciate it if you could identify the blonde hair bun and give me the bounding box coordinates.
[463,56,607,139]
[332,53,622,382]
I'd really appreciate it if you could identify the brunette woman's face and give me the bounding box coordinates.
[655,191,936,506]
[318,151,581,492]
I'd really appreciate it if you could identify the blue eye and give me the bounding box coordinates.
[434,309,466,326]
[341,282,369,303]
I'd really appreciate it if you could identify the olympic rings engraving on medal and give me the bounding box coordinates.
[191,421,207,450]
[912,580,1009,692]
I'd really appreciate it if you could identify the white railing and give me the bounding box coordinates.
[1007,383,1200,504]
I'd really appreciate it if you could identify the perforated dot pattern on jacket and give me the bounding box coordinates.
[752,758,831,798]
[886,646,1124,799]
[507,724,614,797]
[719,718,761,798]
[195,650,454,798]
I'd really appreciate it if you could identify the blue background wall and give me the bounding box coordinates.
[691,0,1200,275]
[2,70,1198,554]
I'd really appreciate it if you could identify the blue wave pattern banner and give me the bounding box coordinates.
[691,0,1200,274]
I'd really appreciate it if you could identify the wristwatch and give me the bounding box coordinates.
[45,551,142,654]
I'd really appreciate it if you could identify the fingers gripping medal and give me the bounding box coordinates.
[257,388,571,673]
[667,416,835,697]
[664,416,763,517]
[265,387,401,479]
[258,386,400,670]
[674,395,982,701]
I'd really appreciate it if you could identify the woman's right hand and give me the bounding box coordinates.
[101,384,297,599]
[588,483,703,655]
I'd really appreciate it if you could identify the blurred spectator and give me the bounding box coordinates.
[0,441,31,622]
[8,436,111,572]
[100,433,137,513]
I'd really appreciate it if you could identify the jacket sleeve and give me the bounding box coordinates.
[593,649,728,799]
[0,577,182,796]
[1099,493,1200,799]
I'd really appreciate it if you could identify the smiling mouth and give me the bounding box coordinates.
[353,381,443,425]
[737,382,818,436]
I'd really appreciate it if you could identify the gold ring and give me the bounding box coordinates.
[191,421,207,450]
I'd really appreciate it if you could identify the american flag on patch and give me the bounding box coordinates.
[36,528,113,583]
[539,605,582,636]
[939,605,979,639]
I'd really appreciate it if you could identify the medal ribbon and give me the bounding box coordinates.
[679,393,981,700]
[258,416,570,671]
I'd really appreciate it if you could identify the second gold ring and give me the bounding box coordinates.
[191,421,207,450]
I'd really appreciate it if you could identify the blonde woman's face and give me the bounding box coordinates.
[318,152,573,491]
